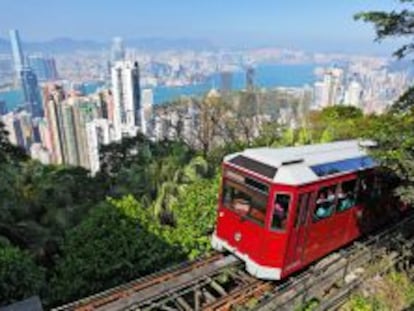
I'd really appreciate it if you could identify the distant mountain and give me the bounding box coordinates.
[0,37,216,54]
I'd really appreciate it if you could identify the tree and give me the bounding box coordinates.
[355,1,414,204]
[364,112,414,204]
[0,246,45,306]
[151,156,209,222]
[193,95,227,155]
[166,177,219,259]
[0,121,27,164]
[49,200,184,306]
[355,1,414,59]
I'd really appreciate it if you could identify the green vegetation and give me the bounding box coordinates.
[1,72,414,309]
[1,99,414,307]
[341,271,414,311]
[0,119,220,307]
[356,0,414,206]
[0,246,45,304]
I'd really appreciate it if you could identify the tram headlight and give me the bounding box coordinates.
[234,232,242,242]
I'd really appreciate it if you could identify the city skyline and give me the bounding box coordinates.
[0,0,408,54]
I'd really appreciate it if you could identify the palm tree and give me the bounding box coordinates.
[151,156,208,223]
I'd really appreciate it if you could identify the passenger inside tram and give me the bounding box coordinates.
[222,180,267,225]
[271,194,290,230]
[337,181,357,211]
[314,187,336,220]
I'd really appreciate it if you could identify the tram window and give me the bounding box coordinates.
[313,185,336,221]
[222,180,267,226]
[271,194,291,231]
[337,180,357,212]
[357,175,379,204]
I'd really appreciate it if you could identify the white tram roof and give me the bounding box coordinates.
[224,140,376,186]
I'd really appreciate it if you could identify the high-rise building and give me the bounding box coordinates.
[57,96,99,168]
[72,97,99,168]
[1,111,33,150]
[86,118,111,174]
[20,67,43,117]
[28,54,59,81]
[220,71,233,93]
[37,119,53,154]
[45,57,59,80]
[43,84,66,164]
[313,68,344,108]
[110,37,125,63]
[60,100,79,166]
[17,110,34,150]
[43,85,101,167]
[97,90,114,123]
[141,89,153,136]
[1,112,22,146]
[111,60,141,140]
[344,80,363,108]
[9,29,25,85]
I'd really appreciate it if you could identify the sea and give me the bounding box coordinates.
[0,64,317,112]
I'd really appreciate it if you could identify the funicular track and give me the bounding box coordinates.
[54,213,414,311]
[252,212,414,311]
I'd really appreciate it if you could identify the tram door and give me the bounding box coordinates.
[285,192,313,270]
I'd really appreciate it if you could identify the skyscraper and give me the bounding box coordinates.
[20,67,43,117]
[1,112,22,146]
[1,111,33,150]
[9,29,24,85]
[111,60,141,140]
[110,37,125,63]
[45,57,59,80]
[28,54,59,81]
[61,100,79,166]
[43,84,66,164]
[313,68,344,108]
[344,80,363,108]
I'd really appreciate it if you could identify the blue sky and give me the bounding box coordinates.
[0,0,408,54]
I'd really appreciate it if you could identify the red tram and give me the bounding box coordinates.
[212,140,401,280]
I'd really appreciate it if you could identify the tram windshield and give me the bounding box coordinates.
[222,179,268,226]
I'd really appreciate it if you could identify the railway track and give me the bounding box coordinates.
[54,213,414,311]
[54,252,271,311]
[252,212,414,311]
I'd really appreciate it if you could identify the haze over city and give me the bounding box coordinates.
[0,0,408,53]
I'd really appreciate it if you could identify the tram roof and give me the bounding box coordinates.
[224,140,376,185]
